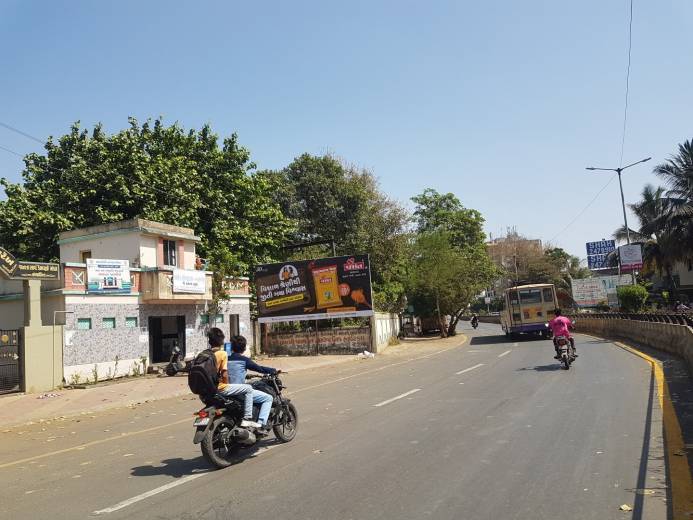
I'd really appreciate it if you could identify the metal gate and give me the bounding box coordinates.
[0,329,21,394]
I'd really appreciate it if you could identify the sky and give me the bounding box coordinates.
[1,1,692,261]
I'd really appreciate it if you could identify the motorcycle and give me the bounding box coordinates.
[165,345,193,376]
[192,373,298,469]
[554,335,576,370]
[471,318,479,329]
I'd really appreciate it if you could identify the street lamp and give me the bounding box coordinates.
[585,157,651,245]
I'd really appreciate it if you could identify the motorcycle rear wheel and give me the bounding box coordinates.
[273,402,298,442]
[563,356,570,370]
[201,417,239,469]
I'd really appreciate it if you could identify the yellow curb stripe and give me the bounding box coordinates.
[613,341,693,519]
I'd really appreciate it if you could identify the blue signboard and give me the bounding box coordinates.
[586,240,615,256]
[587,254,609,270]
[586,240,615,270]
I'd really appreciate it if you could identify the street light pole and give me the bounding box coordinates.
[585,157,651,244]
[586,157,651,284]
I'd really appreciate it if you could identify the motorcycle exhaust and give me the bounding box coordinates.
[230,427,256,445]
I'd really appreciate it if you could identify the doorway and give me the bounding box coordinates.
[149,316,186,364]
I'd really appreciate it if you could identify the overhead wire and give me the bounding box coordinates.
[549,0,636,242]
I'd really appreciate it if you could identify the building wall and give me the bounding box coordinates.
[183,241,196,270]
[0,298,24,329]
[60,230,142,265]
[674,259,693,288]
[139,235,159,267]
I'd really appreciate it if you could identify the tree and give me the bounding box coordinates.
[617,285,648,312]
[411,189,486,249]
[0,118,294,286]
[408,189,497,336]
[264,154,410,312]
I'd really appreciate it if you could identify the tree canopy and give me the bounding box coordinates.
[0,118,294,279]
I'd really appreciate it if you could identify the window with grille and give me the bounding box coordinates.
[163,240,177,267]
[77,318,92,330]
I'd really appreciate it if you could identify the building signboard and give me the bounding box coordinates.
[571,275,633,307]
[86,259,131,294]
[12,261,60,280]
[619,244,643,271]
[0,247,18,278]
[255,255,374,323]
[172,269,206,294]
[586,240,616,270]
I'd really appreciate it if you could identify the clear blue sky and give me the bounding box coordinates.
[1,1,692,260]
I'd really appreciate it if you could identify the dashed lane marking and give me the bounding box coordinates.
[456,364,484,375]
[373,389,422,408]
[498,350,512,358]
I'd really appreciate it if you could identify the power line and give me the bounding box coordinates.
[0,144,24,158]
[548,174,617,242]
[0,122,45,144]
[618,0,634,167]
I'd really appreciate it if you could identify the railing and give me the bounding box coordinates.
[570,312,693,327]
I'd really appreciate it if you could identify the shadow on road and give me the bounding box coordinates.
[516,364,562,372]
[470,334,546,345]
[130,439,282,478]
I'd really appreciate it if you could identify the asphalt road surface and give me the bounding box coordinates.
[0,324,673,519]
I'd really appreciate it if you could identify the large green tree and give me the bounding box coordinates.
[0,118,293,283]
[263,154,410,312]
[408,190,497,336]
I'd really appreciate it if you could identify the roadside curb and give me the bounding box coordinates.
[584,332,693,519]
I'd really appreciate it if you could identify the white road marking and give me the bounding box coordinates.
[374,389,421,407]
[93,473,208,514]
[456,363,484,375]
[512,343,519,347]
[498,350,512,358]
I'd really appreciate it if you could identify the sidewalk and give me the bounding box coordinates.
[0,354,356,430]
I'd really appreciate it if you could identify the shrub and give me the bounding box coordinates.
[617,285,649,312]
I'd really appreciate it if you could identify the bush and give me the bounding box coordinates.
[617,285,649,312]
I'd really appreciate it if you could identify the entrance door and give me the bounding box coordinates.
[149,316,186,363]
[0,329,21,394]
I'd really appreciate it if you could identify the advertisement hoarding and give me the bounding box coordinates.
[86,259,131,294]
[255,255,374,323]
[571,275,632,308]
[172,269,207,294]
[586,240,616,270]
[619,244,643,271]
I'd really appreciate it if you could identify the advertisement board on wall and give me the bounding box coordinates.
[255,255,374,323]
[571,275,633,307]
[619,244,643,271]
[586,240,616,270]
[86,259,131,294]
[172,269,206,294]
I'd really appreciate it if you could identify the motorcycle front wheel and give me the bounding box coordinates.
[273,402,298,442]
[201,417,239,469]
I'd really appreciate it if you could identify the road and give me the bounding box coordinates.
[0,323,673,519]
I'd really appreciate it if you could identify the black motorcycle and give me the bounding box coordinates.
[165,345,192,376]
[193,373,298,469]
[471,318,479,329]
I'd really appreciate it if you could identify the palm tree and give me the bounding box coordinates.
[652,139,693,259]
[613,184,678,294]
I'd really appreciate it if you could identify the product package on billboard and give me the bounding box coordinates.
[255,255,374,323]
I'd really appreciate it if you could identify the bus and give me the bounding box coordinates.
[500,283,558,337]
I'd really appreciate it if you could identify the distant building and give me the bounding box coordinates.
[0,218,251,383]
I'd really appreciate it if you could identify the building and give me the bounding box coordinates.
[0,218,251,385]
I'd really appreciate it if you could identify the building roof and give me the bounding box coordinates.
[58,218,201,244]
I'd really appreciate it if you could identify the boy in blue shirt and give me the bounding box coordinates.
[227,335,278,435]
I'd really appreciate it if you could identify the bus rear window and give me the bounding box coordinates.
[519,289,542,304]
[542,288,554,303]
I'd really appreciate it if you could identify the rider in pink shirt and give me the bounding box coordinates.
[548,308,576,358]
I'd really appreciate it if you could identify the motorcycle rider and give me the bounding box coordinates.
[470,313,479,328]
[227,335,278,436]
[208,327,260,429]
[548,308,576,359]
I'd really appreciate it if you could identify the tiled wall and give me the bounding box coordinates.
[64,300,252,366]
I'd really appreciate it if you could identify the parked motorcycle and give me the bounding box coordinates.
[192,373,298,469]
[165,346,193,376]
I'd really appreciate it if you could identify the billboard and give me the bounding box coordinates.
[87,259,131,294]
[173,269,206,294]
[255,255,373,323]
[571,275,632,307]
[619,244,643,271]
[586,240,616,270]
